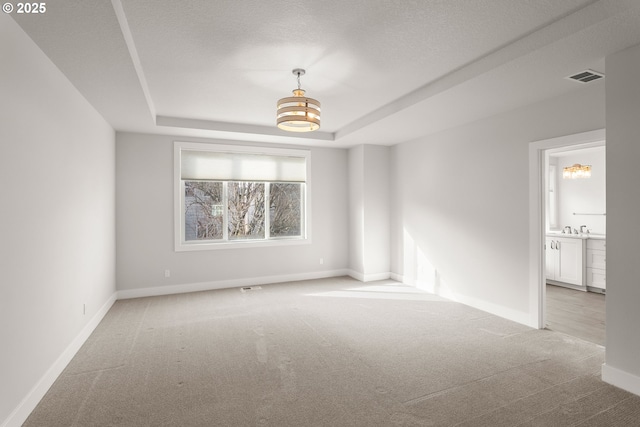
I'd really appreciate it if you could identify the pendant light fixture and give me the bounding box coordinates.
[277,68,321,132]
[563,163,592,179]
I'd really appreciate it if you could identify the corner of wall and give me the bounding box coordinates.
[348,269,391,283]
[602,363,640,397]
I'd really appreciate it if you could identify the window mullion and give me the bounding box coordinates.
[301,184,306,238]
[181,180,186,244]
[265,182,270,240]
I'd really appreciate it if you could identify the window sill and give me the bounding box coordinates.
[175,237,311,252]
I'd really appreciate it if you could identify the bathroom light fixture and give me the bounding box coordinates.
[563,163,592,179]
[277,69,321,132]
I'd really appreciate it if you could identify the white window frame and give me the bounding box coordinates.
[174,141,311,251]
[547,163,559,230]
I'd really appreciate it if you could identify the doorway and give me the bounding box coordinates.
[529,129,606,345]
[543,141,606,346]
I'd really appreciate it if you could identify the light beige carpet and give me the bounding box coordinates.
[25,277,640,426]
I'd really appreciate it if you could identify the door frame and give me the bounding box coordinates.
[528,128,605,329]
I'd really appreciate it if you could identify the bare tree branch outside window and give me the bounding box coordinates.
[270,183,301,237]
[184,181,223,240]
[228,182,265,240]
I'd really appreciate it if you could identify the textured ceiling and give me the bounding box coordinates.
[11,0,640,147]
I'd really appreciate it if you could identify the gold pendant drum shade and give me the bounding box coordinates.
[277,69,321,132]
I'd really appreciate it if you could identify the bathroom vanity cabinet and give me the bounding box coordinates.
[586,238,606,291]
[545,233,606,292]
[546,236,585,288]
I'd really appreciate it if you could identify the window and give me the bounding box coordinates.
[175,142,310,251]
[547,164,558,230]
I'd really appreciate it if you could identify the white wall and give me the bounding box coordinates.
[0,14,116,427]
[553,148,606,234]
[348,146,365,275]
[363,146,391,278]
[348,145,390,281]
[116,133,349,295]
[390,84,605,326]
[603,42,640,395]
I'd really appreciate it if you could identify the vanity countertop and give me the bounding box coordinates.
[546,232,605,240]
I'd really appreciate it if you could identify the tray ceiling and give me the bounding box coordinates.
[11,0,640,147]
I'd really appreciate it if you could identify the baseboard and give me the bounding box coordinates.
[347,270,391,282]
[389,272,403,282]
[392,272,533,327]
[453,291,533,327]
[1,292,117,427]
[117,269,351,299]
[602,363,640,397]
[546,279,587,292]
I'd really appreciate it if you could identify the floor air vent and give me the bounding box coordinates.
[566,69,604,83]
[240,286,262,292]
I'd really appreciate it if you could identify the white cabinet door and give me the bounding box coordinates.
[556,238,583,285]
[545,236,585,287]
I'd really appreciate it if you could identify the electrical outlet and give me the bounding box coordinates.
[319,258,324,265]
[83,304,86,315]
[165,269,171,278]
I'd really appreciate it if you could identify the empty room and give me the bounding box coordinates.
[3,1,640,426]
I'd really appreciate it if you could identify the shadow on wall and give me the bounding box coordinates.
[401,228,458,302]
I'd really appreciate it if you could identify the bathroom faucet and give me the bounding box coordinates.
[580,225,589,234]
[563,226,572,234]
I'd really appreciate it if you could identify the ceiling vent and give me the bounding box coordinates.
[566,69,604,83]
